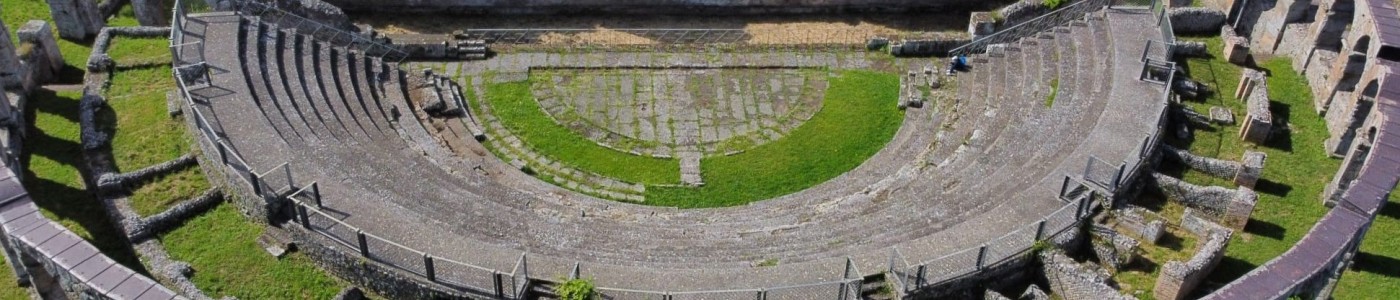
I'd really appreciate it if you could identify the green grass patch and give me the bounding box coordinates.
[1046,78,1060,108]
[107,37,173,67]
[1169,37,1340,291]
[101,43,211,217]
[23,89,145,269]
[1,1,150,297]
[485,78,681,184]
[160,203,346,299]
[128,167,211,216]
[647,70,903,207]
[103,64,190,171]
[481,70,902,207]
[1333,187,1400,299]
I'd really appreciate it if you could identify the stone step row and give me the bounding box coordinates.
[239,16,407,146]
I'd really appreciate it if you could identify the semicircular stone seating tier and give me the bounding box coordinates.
[181,7,1168,293]
[532,68,825,158]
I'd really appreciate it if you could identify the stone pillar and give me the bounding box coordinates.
[17,21,64,89]
[1234,151,1266,188]
[1239,70,1273,144]
[45,0,105,40]
[0,20,23,91]
[1222,26,1251,64]
[1222,187,1257,230]
[132,0,171,26]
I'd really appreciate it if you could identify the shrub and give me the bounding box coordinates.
[556,278,595,300]
[1043,0,1066,9]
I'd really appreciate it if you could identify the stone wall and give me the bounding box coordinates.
[1170,7,1227,34]
[323,0,1010,14]
[1238,69,1272,144]
[1155,224,1231,300]
[45,0,105,40]
[1038,249,1134,300]
[1149,173,1257,230]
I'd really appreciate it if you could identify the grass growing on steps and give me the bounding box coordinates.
[1168,37,1340,294]
[485,78,681,184]
[160,203,346,299]
[1045,78,1060,108]
[647,70,903,208]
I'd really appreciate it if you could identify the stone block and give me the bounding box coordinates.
[1221,26,1250,65]
[1221,187,1257,230]
[1238,70,1272,144]
[131,0,171,26]
[1169,7,1227,34]
[45,0,105,40]
[17,21,62,76]
[1209,106,1234,124]
[969,12,996,39]
[1233,151,1265,188]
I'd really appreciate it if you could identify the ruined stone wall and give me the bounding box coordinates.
[1155,226,1231,300]
[323,0,1006,14]
[1039,249,1134,300]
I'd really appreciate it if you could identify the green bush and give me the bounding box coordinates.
[556,278,595,300]
[1043,0,1066,9]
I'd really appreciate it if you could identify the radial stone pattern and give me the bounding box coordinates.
[532,68,826,158]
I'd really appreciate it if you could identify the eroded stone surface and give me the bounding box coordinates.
[532,68,826,157]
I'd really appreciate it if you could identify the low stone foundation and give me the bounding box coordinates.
[1039,249,1134,300]
[1154,217,1231,300]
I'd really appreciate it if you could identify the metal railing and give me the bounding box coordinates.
[888,196,1089,294]
[1152,0,1177,58]
[232,0,409,62]
[949,0,1113,56]
[168,0,1180,298]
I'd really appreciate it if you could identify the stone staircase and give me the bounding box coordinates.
[237,16,410,144]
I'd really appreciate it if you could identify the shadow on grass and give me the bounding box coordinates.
[1352,252,1400,278]
[1205,256,1259,287]
[21,87,148,275]
[1159,231,1190,252]
[1243,218,1286,240]
[1254,178,1293,197]
[30,88,80,123]
[1379,200,1400,220]
[1262,101,1294,152]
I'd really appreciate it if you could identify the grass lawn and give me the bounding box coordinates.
[482,69,902,207]
[1167,36,1340,294]
[648,70,903,207]
[159,203,346,299]
[486,78,681,184]
[101,58,211,217]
